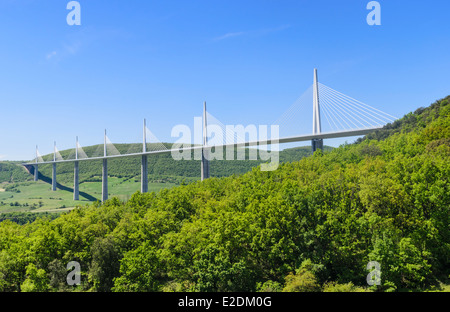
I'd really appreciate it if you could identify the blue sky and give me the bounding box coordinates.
[1,0,449,160]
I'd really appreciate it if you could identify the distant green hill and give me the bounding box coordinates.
[0,162,32,183]
[2,144,333,186]
[356,95,450,143]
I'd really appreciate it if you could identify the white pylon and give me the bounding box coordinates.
[201,101,210,181]
[313,68,321,135]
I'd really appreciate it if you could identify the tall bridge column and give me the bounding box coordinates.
[312,139,323,153]
[141,119,148,193]
[312,139,323,154]
[74,137,80,201]
[312,68,323,154]
[34,145,39,181]
[102,130,108,202]
[141,155,148,193]
[34,164,39,182]
[201,150,209,180]
[201,101,210,181]
[52,163,57,191]
[74,161,79,201]
[51,142,57,191]
[102,159,108,202]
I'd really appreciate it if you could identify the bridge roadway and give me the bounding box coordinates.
[22,127,381,166]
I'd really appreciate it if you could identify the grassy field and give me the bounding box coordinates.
[0,178,176,213]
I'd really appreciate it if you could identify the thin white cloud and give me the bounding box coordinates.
[213,24,291,42]
[0,155,7,160]
[45,40,82,62]
[213,31,246,41]
[260,24,291,35]
[63,40,82,55]
[46,51,57,60]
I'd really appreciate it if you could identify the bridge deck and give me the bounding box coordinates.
[23,127,381,166]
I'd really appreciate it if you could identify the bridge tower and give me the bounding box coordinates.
[74,137,80,201]
[312,68,323,154]
[141,119,148,193]
[52,142,57,191]
[34,145,39,182]
[201,101,210,181]
[102,130,108,202]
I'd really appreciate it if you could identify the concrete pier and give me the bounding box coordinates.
[74,161,79,200]
[74,137,80,201]
[34,146,39,181]
[141,119,148,193]
[201,101,210,181]
[201,150,209,181]
[102,159,108,202]
[52,163,57,191]
[51,142,57,191]
[141,155,148,193]
[34,165,39,182]
[102,130,108,202]
[312,139,324,154]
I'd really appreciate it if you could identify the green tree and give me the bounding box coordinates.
[113,242,161,292]
[88,236,122,292]
[21,264,49,292]
[282,259,321,292]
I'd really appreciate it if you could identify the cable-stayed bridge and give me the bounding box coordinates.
[22,69,397,202]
